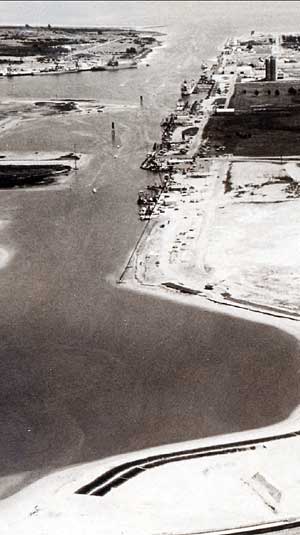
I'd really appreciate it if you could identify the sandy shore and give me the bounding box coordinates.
[124,155,300,322]
[2,398,300,534]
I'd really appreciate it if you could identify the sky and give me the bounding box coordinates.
[0,1,170,26]
[1,1,300,29]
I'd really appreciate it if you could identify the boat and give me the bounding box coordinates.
[6,66,15,77]
[91,65,106,71]
[105,57,138,71]
[180,79,197,96]
[126,60,138,69]
[176,98,185,112]
[105,56,119,71]
[67,68,80,74]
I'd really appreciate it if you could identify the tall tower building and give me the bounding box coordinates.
[265,58,271,80]
[270,55,277,81]
[265,55,277,81]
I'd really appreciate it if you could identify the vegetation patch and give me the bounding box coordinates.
[0,163,71,188]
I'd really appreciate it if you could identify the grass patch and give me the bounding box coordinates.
[0,164,71,188]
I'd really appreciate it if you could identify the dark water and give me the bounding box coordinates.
[0,1,300,491]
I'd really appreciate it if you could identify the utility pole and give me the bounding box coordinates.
[111,121,115,143]
[74,144,78,171]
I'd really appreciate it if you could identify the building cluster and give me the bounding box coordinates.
[209,31,300,112]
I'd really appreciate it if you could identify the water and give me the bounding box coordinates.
[1,0,300,497]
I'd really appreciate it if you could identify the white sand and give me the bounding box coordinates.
[126,157,300,320]
[2,419,300,534]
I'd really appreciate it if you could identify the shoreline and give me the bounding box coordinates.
[118,215,300,323]
[3,26,300,534]
[3,391,300,533]
[124,31,300,323]
[0,99,137,137]
[0,25,164,79]
[0,150,92,190]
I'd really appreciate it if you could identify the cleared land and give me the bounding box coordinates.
[126,157,300,318]
[205,160,300,315]
[202,109,300,157]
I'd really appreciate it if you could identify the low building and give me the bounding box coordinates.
[231,80,300,109]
